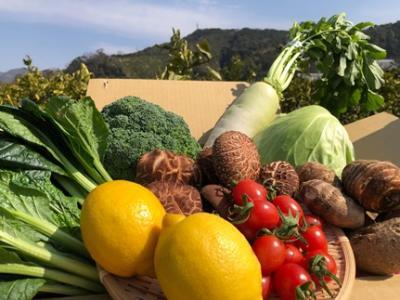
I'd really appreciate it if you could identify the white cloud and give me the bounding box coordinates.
[0,0,235,39]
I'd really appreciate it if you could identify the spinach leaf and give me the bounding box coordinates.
[0,135,65,175]
[0,170,80,230]
[42,96,111,182]
[0,278,45,300]
[0,105,96,192]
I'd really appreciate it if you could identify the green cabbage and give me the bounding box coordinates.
[254,105,355,176]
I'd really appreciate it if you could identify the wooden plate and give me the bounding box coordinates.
[99,222,355,300]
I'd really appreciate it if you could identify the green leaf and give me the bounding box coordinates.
[337,55,347,76]
[353,21,375,31]
[364,90,385,111]
[0,136,65,175]
[0,278,45,300]
[0,170,80,232]
[350,89,362,105]
[364,44,387,59]
[42,96,111,182]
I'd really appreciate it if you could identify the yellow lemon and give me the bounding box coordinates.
[155,213,262,300]
[80,180,165,277]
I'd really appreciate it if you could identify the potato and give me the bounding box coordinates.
[299,179,365,229]
[349,217,400,275]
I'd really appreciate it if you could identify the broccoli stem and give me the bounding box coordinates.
[0,264,104,293]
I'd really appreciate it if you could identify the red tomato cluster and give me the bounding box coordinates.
[231,179,339,300]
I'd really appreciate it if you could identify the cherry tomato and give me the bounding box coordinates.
[232,179,267,205]
[273,263,315,300]
[297,225,328,253]
[236,223,257,241]
[304,215,323,228]
[262,276,272,300]
[273,195,304,225]
[244,200,280,231]
[252,235,286,275]
[304,249,338,285]
[284,244,304,265]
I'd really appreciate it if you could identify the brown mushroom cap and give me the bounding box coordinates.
[259,161,299,196]
[136,149,201,185]
[213,131,260,188]
[147,180,203,215]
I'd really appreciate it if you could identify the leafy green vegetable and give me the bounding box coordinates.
[0,105,97,192]
[0,278,45,300]
[29,97,111,183]
[0,248,103,293]
[291,13,386,115]
[0,170,82,237]
[254,105,355,175]
[0,95,112,192]
[0,135,65,175]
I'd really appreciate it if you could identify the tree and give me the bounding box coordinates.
[158,29,221,80]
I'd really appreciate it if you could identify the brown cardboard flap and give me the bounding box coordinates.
[87,79,247,140]
[344,112,400,166]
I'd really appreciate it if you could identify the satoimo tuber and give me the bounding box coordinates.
[147,181,202,215]
[342,160,400,212]
[259,161,299,196]
[213,131,260,187]
[299,179,365,229]
[296,161,341,187]
[349,217,400,275]
[201,184,232,219]
[136,149,201,185]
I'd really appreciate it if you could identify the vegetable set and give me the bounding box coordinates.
[0,12,399,300]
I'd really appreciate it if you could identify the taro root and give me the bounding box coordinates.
[342,160,400,212]
[201,184,232,219]
[349,217,400,275]
[136,149,201,185]
[296,162,341,187]
[259,161,299,196]
[213,131,260,188]
[196,147,219,185]
[299,179,365,229]
[147,181,202,215]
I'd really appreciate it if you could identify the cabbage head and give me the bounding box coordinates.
[253,105,355,176]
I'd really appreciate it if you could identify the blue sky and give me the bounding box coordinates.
[1,0,400,71]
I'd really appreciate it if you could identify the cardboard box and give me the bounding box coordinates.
[86,78,400,300]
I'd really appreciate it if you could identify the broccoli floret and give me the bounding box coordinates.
[101,96,201,180]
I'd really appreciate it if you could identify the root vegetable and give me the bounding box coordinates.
[259,161,299,196]
[147,181,202,215]
[296,162,341,187]
[349,217,400,275]
[299,179,365,229]
[136,149,201,185]
[212,131,260,188]
[342,160,400,212]
[200,185,232,219]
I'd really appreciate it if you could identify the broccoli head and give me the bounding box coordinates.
[101,96,201,180]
